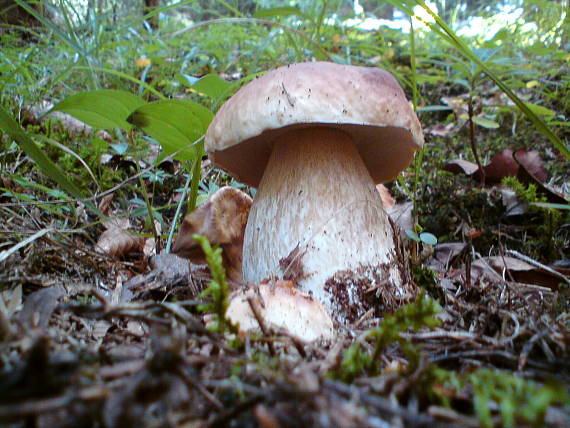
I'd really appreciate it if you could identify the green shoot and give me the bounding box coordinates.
[339,292,441,381]
[193,234,237,334]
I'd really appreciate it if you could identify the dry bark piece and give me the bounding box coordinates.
[205,62,423,324]
[172,186,252,284]
[226,281,335,342]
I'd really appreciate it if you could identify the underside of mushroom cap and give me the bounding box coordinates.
[205,62,423,187]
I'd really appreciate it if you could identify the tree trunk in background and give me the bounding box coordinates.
[0,0,44,28]
[144,0,159,30]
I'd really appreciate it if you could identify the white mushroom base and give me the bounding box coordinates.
[243,128,415,324]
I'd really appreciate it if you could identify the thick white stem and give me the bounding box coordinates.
[243,128,409,323]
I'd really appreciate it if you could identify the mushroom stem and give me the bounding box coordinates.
[243,128,410,324]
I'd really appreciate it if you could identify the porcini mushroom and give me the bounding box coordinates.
[205,62,423,324]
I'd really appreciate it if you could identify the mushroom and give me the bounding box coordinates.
[226,281,335,342]
[205,62,423,324]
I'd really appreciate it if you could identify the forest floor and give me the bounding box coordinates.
[2,118,569,428]
[1,40,570,428]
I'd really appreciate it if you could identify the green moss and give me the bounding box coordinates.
[430,368,570,428]
[193,234,238,335]
[335,292,441,382]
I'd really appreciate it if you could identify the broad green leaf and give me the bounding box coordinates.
[531,202,570,210]
[191,74,233,100]
[405,229,420,242]
[524,102,556,117]
[179,73,200,86]
[254,7,304,19]
[417,105,453,112]
[128,100,213,162]
[0,107,85,200]
[472,115,500,129]
[50,90,146,130]
[419,232,438,246]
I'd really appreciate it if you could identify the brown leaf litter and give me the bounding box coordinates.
[443,148,568,204]
[1,186,569,428]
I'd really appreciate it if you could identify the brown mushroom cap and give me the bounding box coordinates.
[205,61,423,187]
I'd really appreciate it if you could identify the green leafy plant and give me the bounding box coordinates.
[501,176,547,206]
[0,106,91,208]
[387,0,569,160]
[501,176,563,258]
[405,229,438,246]
[193,234,237,335]
[338,292,441,381]
[432,368,570,428]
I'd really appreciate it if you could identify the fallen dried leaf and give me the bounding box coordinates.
[500,187,528,217]
[427,122,456,137]
[14,286,64,329]
[514,151,568,204]
[386,202,414,240]
[473,148,546,184]
[466,228,483,240]
[428,243,469,272]
[473,256,565,290]
[442,159,479,176]
[376,184,395,209]
[172,186,252,284]
[98,193,115,216]
[512,150,547,182]
[95,227,145,258]
[0,284,22,318]
[443,150,565,204]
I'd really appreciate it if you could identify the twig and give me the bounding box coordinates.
[207,393,265,428]
[323,379,437,426]
[0,228,51,263]
[430,349,566,371]
[176,366,224,410]
[400,330,500,346]
[247,296,276,357]
[0,386,108,419]
[506,249,570,285]
[277,328,307,358]
[467,95,485,186]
